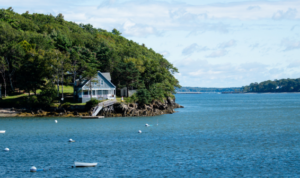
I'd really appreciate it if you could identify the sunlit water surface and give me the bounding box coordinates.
[1,94,300,177]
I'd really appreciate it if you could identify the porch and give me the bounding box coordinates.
[77,89,116,103]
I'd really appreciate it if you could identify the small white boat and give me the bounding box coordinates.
[74,162,97,167]
[4,148,9,151]
[55,120,57,123]
[30,166,37,172]
[69,139,75,142]
[145,124,149,127]
[0,130,5,133]
[138,130,142,133]
[30,166,44,172]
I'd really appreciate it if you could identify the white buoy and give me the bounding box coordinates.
[69,139,75,142]
[4,148,9,151]
[30,166,37,172]
[55,120,57,123]
[145,123,149,127]
[138,130,142,133]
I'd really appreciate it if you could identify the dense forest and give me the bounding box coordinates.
[243,78,300,92]
[0,7,180,105]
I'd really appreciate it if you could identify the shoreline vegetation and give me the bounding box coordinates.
[0,97,184,118]
[0,7,181,115]
[243,78,300,93]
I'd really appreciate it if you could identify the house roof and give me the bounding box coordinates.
[102,72,111,81]
[97,71,116,88]
[76,71,115,88]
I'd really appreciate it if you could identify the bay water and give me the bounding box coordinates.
[1,94,300,177]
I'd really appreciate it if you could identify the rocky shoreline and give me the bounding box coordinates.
[10,97,183,117]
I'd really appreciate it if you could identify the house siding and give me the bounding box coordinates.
[75,72,116,103]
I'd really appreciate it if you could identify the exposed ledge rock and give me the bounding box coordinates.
[98,97,183,117]
[16,97,184,117]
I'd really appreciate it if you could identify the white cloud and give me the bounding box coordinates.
[159,50,170,57]
[272,8,298,20]
[174,59,293,87]
[287,61,300,68]
[218,39,236,49]
[290,24,299,31]
[249,43,260,50]
[121,21,162,37]
[206,49,228,58]
[182,43,209,56]
[4,0,300,38]
[247,6,261,11]
[281,38,300,51]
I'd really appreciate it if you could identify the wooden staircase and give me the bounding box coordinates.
[91,99,117,116]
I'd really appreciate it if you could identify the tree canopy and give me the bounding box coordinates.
[0,7,180,103]
[243,78,300,92]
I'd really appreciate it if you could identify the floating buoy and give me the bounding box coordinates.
[138,130,142,133]
[55,120,57,123]
[145,123,149,127]
[69,139,75,142]
[4,148,9,151]
[30,166,37,172]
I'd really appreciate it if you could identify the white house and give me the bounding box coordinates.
[74,72,116,103]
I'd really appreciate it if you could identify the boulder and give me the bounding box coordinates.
[167,97,175,106]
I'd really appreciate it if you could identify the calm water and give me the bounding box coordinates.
[1,94,300,177]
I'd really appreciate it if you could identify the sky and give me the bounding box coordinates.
[1,0,300,87]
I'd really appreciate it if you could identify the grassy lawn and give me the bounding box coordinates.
[2,93,27,100]
[0,85,84,107]
[116,96,126,103]
[1,85,124,107]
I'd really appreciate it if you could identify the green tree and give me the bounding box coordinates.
[112,28,121,36]
[0,56,8,97]
[82,67,97,99]
[115,62,140,97]
[136,89,152,105]
[38,83,57,107]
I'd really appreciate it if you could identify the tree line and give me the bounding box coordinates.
[243,78,300,92]
[0,7,180,105]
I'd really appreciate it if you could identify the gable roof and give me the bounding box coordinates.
[102,72,111,81]
[76,71,115,88]
[97,71,115,88]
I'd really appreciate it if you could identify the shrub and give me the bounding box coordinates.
[38,84,57,107]
[136,89,152,105]
[85,98,100,110]
[61,102,71,109]
[124,94,138,104]
[149,84,165,101]
[27,95,39,108]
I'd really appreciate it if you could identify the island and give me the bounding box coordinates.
[0,8,183,117]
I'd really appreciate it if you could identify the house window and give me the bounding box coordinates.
[83,90,89,95]
[101,80,104,85]
[103,90,108,94]
[97,90,103,95]
[94,82,97,86]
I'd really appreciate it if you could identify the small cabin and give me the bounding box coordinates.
[74,72,116,103]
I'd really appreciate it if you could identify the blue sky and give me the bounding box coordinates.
[1,0,300,87]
